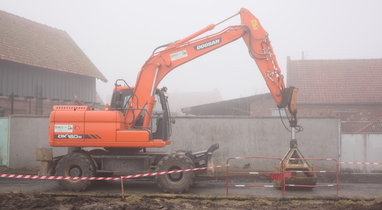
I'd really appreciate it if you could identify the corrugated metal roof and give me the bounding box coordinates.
[342,121,382,134]
[0,10,107,82]
[287,58,382,104]
[346,115,382,134]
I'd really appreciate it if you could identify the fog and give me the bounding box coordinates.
[2,0,382,103]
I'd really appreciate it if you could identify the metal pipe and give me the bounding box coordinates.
[290,126,298,148]
[215,12,240,26]
[174,24,215,45]
[291,127,296,140]
[120,176,125,200]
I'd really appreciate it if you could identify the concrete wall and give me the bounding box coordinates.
[8,115,66,169]
[5,115,340,171]
[341,134,382,173]
[153,117,340,171]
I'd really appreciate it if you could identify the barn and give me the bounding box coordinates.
[0,10,107,116]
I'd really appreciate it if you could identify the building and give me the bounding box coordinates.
[286,57,382,133]
[181,93,273,116]
[169,89,222,115]
[182,57,382,133]
[0,10,106,116]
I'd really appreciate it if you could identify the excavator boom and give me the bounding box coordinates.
[127,8,292,129]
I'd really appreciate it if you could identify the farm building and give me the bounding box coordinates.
[182,57,382,133]
[0,10,106,116]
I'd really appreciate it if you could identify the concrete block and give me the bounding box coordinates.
[36,147,53,161]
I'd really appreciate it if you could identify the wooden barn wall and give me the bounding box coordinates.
[0,60,96,102]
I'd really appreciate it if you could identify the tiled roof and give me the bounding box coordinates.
[287,58,382,104]
[0,10,107,82]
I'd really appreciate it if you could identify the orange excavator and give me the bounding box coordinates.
[48,8,315,193]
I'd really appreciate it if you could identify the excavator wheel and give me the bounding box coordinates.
[55,151,96,191]
[155,153,195,193]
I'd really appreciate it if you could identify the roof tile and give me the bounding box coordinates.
[287,58,382,104]
[0,10,107,81]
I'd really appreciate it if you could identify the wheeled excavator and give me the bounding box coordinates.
[47,8,316,193]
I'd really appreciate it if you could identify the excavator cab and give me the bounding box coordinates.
[110,86,133,113]
[110,79,171,140]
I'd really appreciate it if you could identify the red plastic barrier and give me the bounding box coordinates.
[226,156,340,197]
[225,156,285,196]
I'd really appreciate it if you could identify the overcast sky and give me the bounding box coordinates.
[1,0,382,103]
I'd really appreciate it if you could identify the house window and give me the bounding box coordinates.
[271,108,286,117]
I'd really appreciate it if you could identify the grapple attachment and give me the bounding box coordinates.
[280,146,317,187]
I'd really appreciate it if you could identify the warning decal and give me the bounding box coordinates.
[54,124,73,133]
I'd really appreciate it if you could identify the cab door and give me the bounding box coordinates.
[151,89,171,140]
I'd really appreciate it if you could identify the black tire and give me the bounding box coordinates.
[155,153,195,193]
[55,151,96,191]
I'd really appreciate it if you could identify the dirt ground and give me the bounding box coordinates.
[2,166,382,209]
[1,193,382,210]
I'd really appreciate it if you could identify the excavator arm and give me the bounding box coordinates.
[126,8,296,128]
